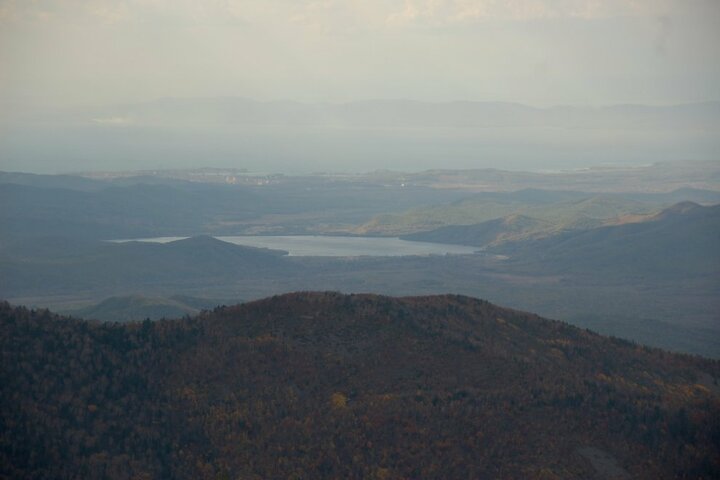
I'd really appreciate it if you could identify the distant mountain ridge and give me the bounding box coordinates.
[5,98,719,173]
[38,97,720,129]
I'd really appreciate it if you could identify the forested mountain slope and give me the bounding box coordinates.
[1,293,718,479]
[502,202,720,277]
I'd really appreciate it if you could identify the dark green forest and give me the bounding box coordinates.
[2,293,718,479]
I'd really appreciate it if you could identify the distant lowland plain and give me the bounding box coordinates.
[1,158,718,358]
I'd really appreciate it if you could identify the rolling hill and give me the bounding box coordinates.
[501,202,720,277]
[0,236,294,298]
[0,181,261,239]
[1,293,718,479]
[397,199,720,270]
[401,214,552,247]
[357,191,661,236]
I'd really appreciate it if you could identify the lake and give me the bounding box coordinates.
[122,235,478,257]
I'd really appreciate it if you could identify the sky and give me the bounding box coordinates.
[0,1,719,174]
[1,0,719,108]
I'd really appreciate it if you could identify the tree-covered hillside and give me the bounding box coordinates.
[1,293,718,479]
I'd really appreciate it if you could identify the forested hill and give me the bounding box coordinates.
[1,293,719,479]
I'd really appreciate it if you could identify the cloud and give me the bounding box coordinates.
[654,15,672,56]
[385,0,679,26]
[92,116,134,126]
[0,0,694,30]
[1,0,717,108]
[0,0,240,25]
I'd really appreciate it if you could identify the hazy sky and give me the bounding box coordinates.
[1,0,719,108]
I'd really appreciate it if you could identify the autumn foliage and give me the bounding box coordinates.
[1,293,718,479]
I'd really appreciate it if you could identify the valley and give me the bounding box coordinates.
[1,163,718,357]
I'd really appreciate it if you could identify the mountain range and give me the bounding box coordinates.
[4,99,719,173]
[17,97,720,129]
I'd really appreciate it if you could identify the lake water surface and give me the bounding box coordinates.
[125,235,478,257]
